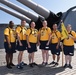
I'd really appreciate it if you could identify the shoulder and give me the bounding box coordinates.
[35,29,38,31]
[71,30,76,35]
[4,27,10,35]
[56,30,61,35]
[57,30,60,33]
[4,27,9,31]
[26,28,31,32]
[71,30,75,33]
[47,27,51,32]
[24,27,27,30]
[39,28,42,31]
[27,28,31,30]
[16,25,21,29]
[47,27,51,30]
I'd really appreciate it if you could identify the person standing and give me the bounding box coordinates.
[63,24,76,69]
[4,21,16,69]
[49,24,61,66]
[16,20,27,69]
[38,20,51,66]
[26,21,38,67]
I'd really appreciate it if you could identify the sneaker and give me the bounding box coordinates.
[54,62,59,66]
[29,63,34,67]
[68,64,73,69]
[21,62,27,66]
[6,64,12,69]
[17,65,23,69]
[10,63,15,66]
[23,63,27,65]
[45,62,48,65]
[63,64,67,68]
[42,62,46,66]
[32,62,38,66]
[49,61,56,65]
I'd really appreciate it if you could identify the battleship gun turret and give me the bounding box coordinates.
[0,0,45,29]
[17,0,62,29]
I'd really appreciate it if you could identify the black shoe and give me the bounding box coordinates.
[45,62,48,65]
[6,64,12,69]
[23,63,27,66]
[10,63,15,66]
[21,62,27,66]
[68,64,73,69]
[54,62,59,66]
[17,65,23,69]
[32,62,38,66]
[29,63,34,67]
[63,64,67,68]
[42,62,46,66]
[49,61,56,65]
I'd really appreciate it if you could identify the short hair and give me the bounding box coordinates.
[67,24,71,27]
[21,19,26,21]
[53,23,57,26]
[9,21,13,25]
[29,20,35,27]
[42,20,47,23]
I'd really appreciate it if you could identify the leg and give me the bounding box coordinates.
[69,56,72,65]
[28,53,32,64]
[6,53,12,69]
[6,53,10,65]
[42,50,46,62]
[18,51,23,64]
[45,50,49,63]
[65,55,68,64]
[57,55,60,63]
[68,55,72,69]
[9,53,13,64]
[53,54,55,62]
[9,53,15,66]
[31,52,34,63]
[55,55,60,65]
[17,51,24,69]
[63,55,68,68]
[29,53,34,67]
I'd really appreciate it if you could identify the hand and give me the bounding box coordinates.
[28,44,31,48]
[38,42,40,46]
[68,34,72,38]
[56,45,59,49]
[46,42,49,46]
[8,44,11,48]
[19,42,23,46]
[61,20,63,23]
[36,43,39,46]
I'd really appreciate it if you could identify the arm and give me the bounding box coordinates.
[69,31,76,41]
[26,29,31,48]
[16,33,22,46]
[56,38,61,49]
[26,35,31,48]
[70,35,76,40]
[46,28,52,45]
[56,32,61,49]
[5,35,11,48]
[46,33,52,45]
[37,30,41,45]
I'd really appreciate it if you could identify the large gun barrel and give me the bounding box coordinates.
[0,0,38,22]
[17,0,62,28]
[0,0,45,30]
[17,0,50,19]
[0,6,31,23]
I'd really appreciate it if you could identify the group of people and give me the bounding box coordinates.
[4,20,76,69]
